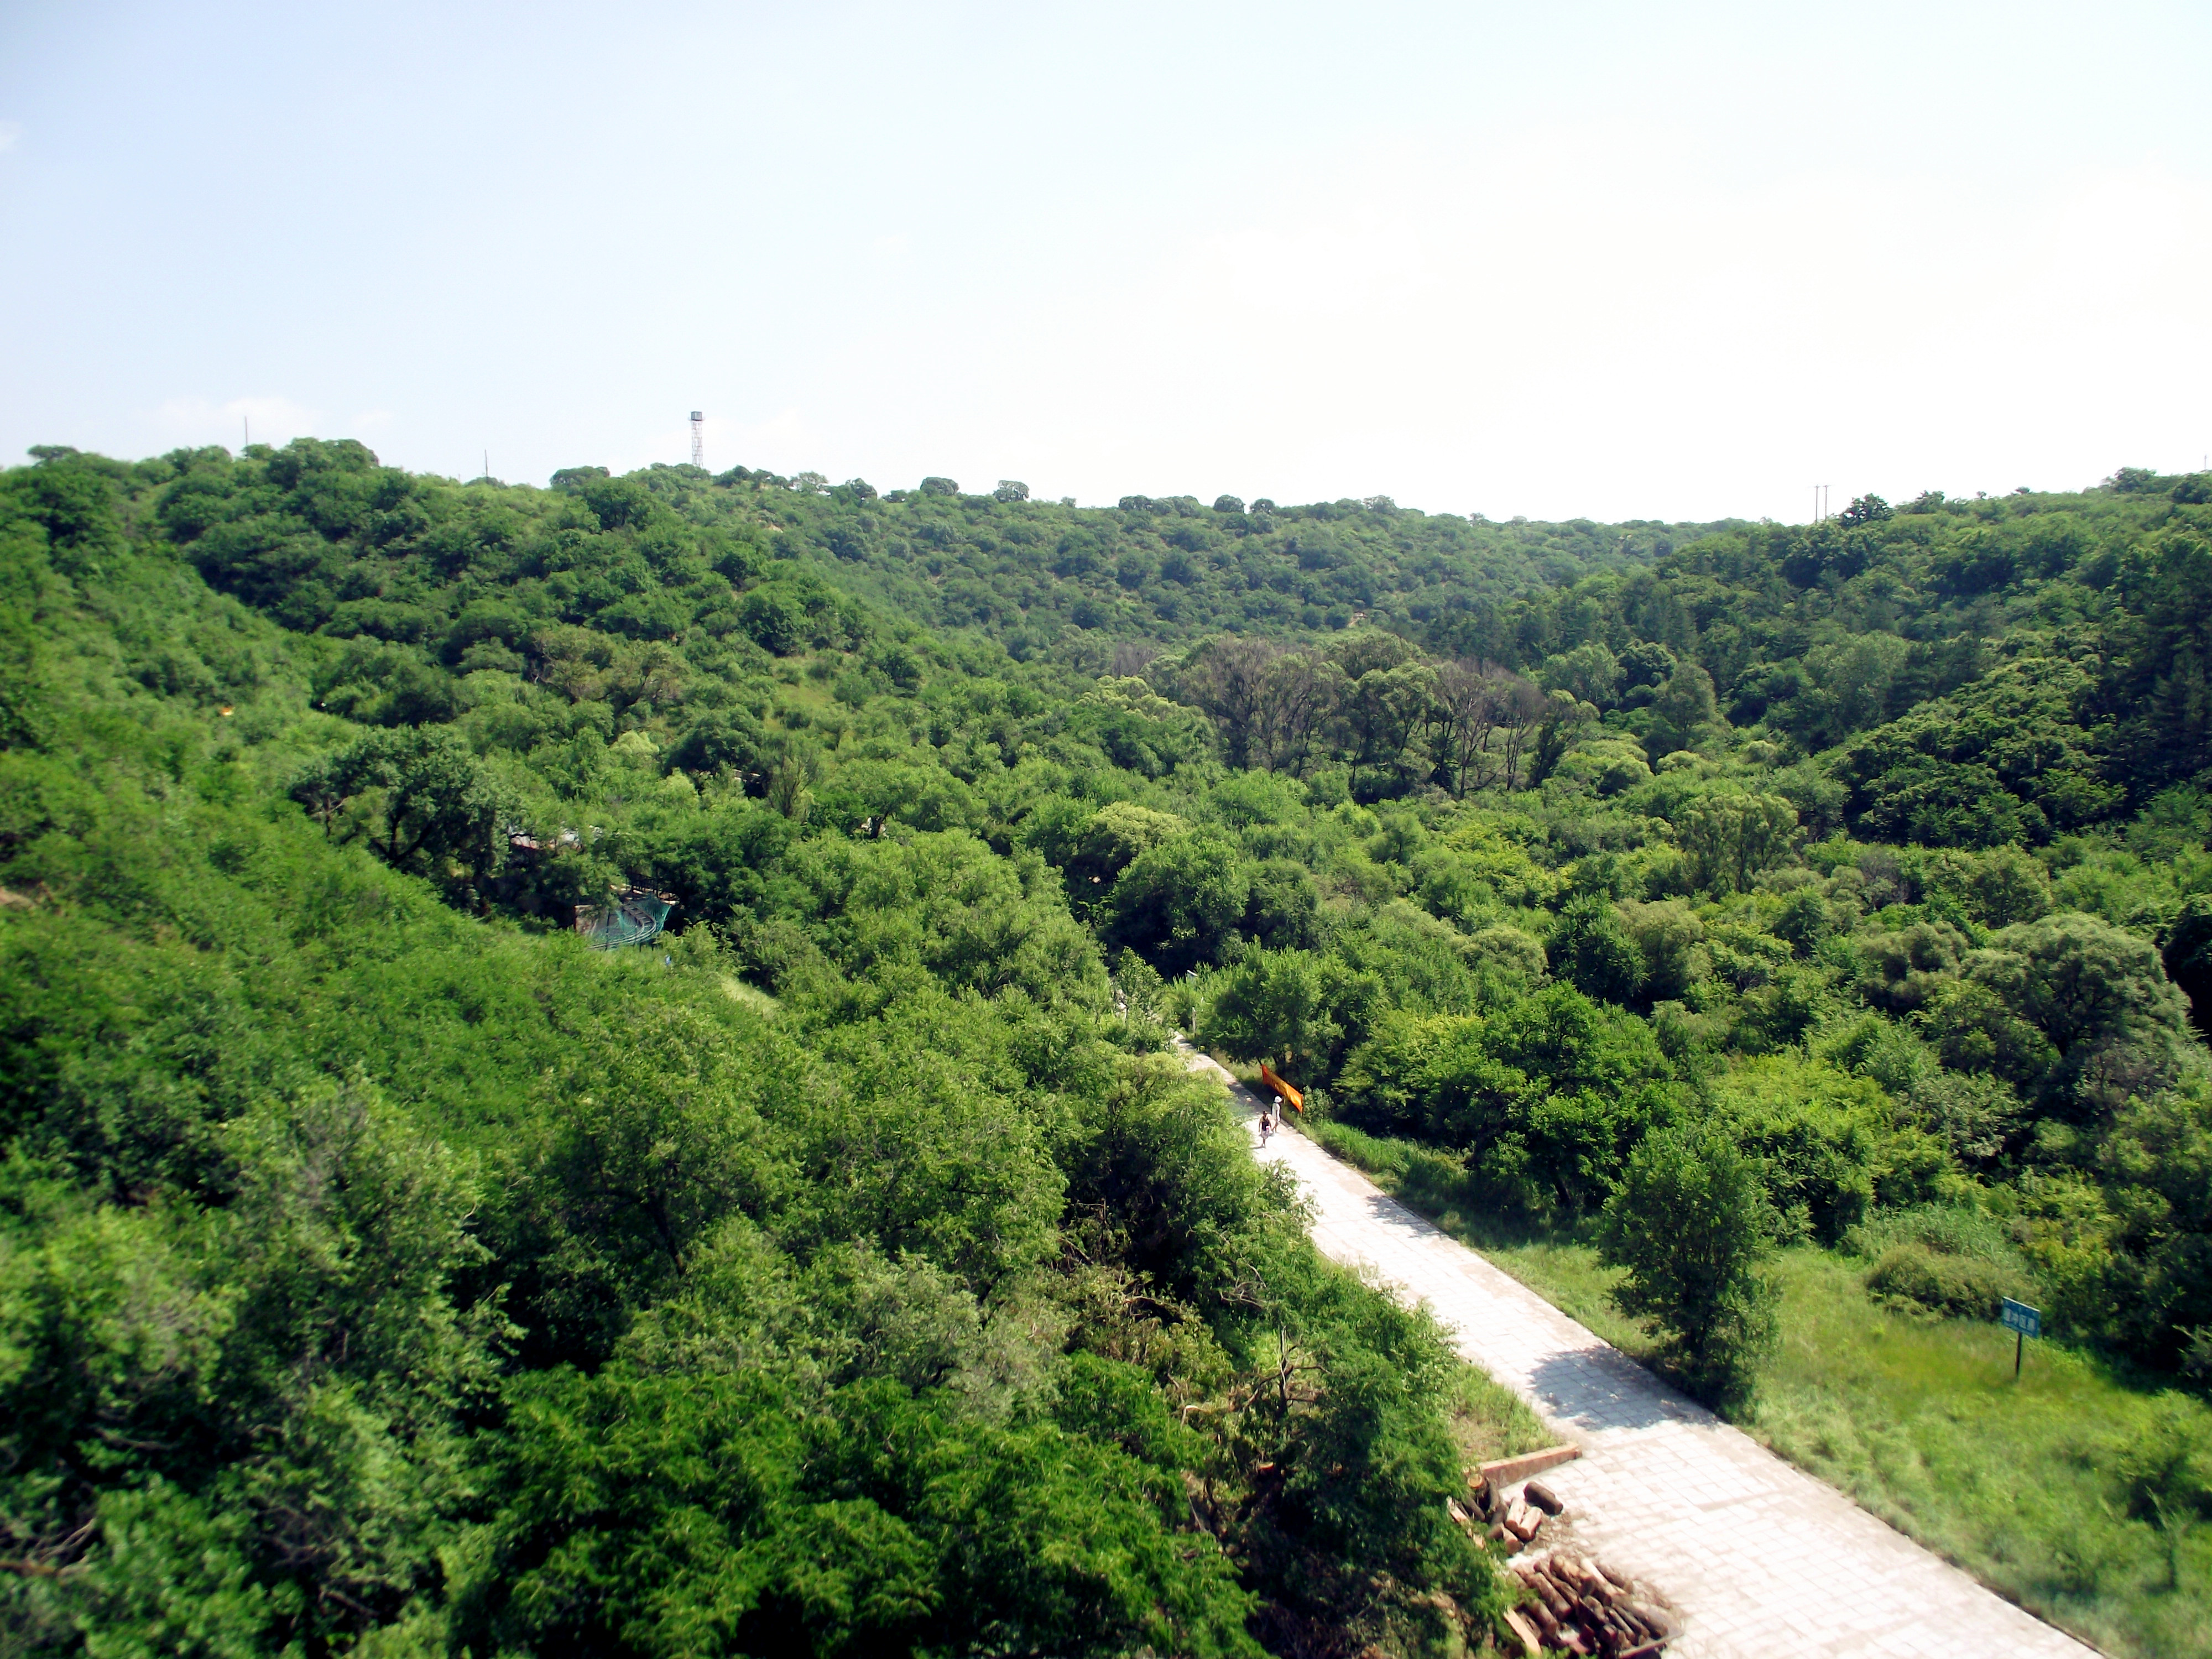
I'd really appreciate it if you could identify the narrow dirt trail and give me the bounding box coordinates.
[1183,1044,2098,1659]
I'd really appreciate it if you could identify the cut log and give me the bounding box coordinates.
[1499,1607,1542,1657]
[1524,1479,1564,1515]
[1577,1568,1622,1606]
[1626,1600,1673,1640]
[1522,1596,1561,1641]
[1446,1497,1477,1533]
[1528,1571,1574,1621]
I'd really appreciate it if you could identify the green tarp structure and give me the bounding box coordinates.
[578,891,675,950]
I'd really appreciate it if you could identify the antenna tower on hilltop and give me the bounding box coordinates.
[690,411,704,469]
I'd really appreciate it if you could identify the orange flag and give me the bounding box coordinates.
[1258,1061,1304,1113]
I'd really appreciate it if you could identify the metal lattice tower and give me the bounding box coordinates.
[690,410,704,469]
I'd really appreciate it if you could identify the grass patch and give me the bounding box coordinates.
[1313,1122,2212,1659]
[1446,1358,1554,1468]
[718,974,780,1016]
[1751,1250,2212,1659]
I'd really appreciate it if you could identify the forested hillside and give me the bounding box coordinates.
[5,438,2212,1656]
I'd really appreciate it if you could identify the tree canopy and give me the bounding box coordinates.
[6,437,2212,1653]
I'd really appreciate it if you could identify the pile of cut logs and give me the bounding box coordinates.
[1499,1552,1672,1657]
[1448,1447,1675,1657]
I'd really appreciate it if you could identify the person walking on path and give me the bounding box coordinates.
[1258,1110,1274,1147]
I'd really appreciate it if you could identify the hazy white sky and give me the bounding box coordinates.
[3,1,2208,522]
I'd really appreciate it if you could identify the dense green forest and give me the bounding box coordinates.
[4,438,2212,1656]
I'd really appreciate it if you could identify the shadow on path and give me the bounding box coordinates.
[1526,1347,1705,1435]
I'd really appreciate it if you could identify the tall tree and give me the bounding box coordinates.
[1599,1124,1780,1404]
[1678,794,1799,894]
[1181,636,1279,769]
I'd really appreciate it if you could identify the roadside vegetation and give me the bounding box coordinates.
[1316,1121,2212,1657]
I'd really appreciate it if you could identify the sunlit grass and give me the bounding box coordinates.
[1447,1358,1554,1467]
[1751,1250,2212,1659]
[717,973,780,1015]
[1309,1119,2212,1659]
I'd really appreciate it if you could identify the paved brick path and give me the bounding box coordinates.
[1187,1046,2099,1658]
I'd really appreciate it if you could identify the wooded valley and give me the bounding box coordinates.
[4,440,2210,1656]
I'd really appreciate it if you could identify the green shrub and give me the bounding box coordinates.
[1598,1123,1780,1405]
[2115,1394,2212,1591]
[1845,1205,2034,1319]
[1862,1243,2022,1318]
[1842,1202,2022,1264]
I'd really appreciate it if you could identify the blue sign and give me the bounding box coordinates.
[2000,1298,2041,1338]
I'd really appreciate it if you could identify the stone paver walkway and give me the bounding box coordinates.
[1185,1045,2099,1659]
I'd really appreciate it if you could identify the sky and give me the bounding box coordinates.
[3,0,2209,523]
